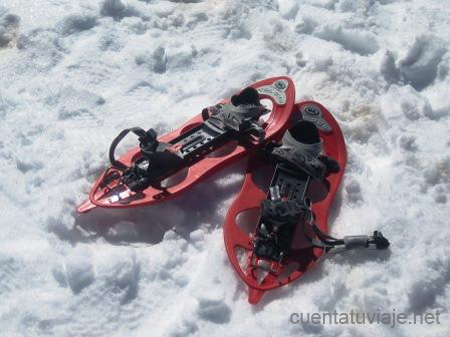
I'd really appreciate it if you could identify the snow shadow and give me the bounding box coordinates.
[73,159,247,246]
[381,35,447,91]
[251,248,391,309]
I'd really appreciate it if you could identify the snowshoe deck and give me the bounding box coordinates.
[77,77,295,213]
[223,101,347,304]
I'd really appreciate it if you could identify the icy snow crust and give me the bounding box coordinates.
[0,0,449,336]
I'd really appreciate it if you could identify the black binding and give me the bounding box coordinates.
[105,87,269,192]
[253,120,390,262]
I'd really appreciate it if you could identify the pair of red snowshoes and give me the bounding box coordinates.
[77,77,389,304]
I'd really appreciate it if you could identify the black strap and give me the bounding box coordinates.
[206,104,267,144]
[306,221,390,252]
[109,127,159,170]
[271,147,327,180]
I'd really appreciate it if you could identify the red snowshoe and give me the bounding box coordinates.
[223,102,389,304]
[77,77,295,213]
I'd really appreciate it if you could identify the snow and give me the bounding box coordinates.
[0,0,449,336]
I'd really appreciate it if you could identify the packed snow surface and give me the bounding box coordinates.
[1,0,450,336]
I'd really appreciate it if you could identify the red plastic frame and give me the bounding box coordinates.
[223,101,347,304]
[77,77,295,213]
